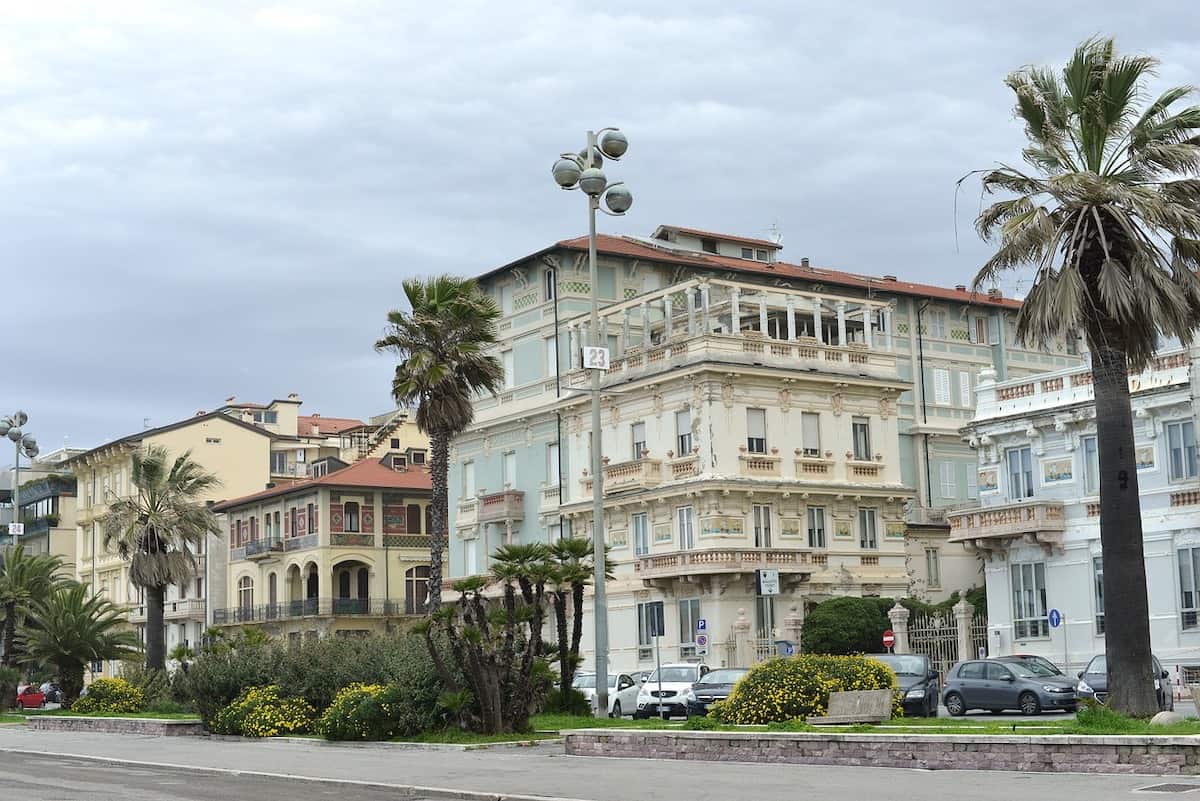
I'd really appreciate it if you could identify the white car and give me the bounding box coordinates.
[573,672,641,718]
[635,663,711,719]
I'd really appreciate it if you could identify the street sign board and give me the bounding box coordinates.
[756,568,781,596]
[782,643,795,656]
[582,346,610,370]
[1048,609,1062,628]
[695,633,708,647]
[696,618,707,632]
[7,522,24,537]
[882,630,895,649]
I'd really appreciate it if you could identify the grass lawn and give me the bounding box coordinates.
[531,713,684,732]
[0,713,25,724]
[24,710,200,720]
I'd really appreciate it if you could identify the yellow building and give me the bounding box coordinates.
[213,455,433,639]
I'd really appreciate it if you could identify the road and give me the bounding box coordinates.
[1,727,1197,801]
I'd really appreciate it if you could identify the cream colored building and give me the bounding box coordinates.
[213,455,432,639]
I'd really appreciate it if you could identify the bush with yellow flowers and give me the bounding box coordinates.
[211,684,315,737]
[72,678,146,715]
[315,683,405,741]
[712,654,901,725]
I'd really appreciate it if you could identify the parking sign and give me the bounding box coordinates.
[696,618,707,632]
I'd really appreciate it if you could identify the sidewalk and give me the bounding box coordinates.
[0,726,1177,801]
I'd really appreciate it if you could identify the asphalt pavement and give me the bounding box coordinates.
[1,726,1196,801]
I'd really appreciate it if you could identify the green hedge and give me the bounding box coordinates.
[211,685,315,737]
[713,654,900,724]
[72,678,146,715]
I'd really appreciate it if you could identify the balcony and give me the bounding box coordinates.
[794,453,834,478]
[846,459,884,480]
[477,490,525,524]
[738,451,781,477]
[212,597,423,625]
[634,547,818,584]
[128,598,205,624]
[456,498,478,527]
[581,458,664,496]
[947,500,1066,554]
[540,484,562,512]
[245,537,284,560]
[669,455,701,480]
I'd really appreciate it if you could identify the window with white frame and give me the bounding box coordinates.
[1007,446,1034,499]
[632,513,649,556]
[544,268,555,301]
[545,336,558,377]
[939,462,957,499]
[636,602,658,658]
[752,504,772,548]
[746,408,767,454]
[852,417,871,461]
[988,316,1001,345]
[237,576,254,611]
[1093,556,1105,634]
[271,451,287,474]
[677,506,696,549]
[959,371,972,407]
[1167,420,1199,481]
[631,421,647,460]
[925,548,941,588]
[801,412,821,457]
[502,451,517,487]
[933,368,951,405]
[1082,435,1099,494]
[1011,562,1048,639]
[502,350,514,389]
[465,537,478,575]
[970,316,987,344]
[1180,547,1200,629]
[858,508,878,549]
[678,599,701,657]
[741,247,753,259]
[675,409,692,456]
[546,443,560,487]
[929,309,947,339]
[499,284,513,314]
[807,506,826,548]
[462,461,475,499]
[966,469,978,499]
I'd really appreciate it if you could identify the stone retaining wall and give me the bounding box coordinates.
[26,716,205,736]
[564,729,1200,775]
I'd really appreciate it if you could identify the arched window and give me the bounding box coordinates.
[344,502,360,532]
[237,576,254,611]
[405,566,431,614]
[357,567,369,599]
[407,504,422,535]
[338,570,351,598]
[268,573,277,606]
[305,566,318,599]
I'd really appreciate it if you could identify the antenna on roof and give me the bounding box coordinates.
[766,221,782,245]
[143,417,151,430]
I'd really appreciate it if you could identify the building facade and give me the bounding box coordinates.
[949,347,1200,678]
[213,455,433,639]
[9,474,78,562]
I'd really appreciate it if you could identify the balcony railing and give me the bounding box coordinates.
[947,500,1066,550]
[332,532,375,547]
[738,452,781,477]
[128,598,206,624]
[634,547,818,581]
[245,537,284,559]
[477,490,525,523]
[212,597,424,624]
[456,498,478,526]
[581,458,664,496]
[540,484,562,512]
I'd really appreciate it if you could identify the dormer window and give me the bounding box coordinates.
[392,454,408,471]
[701,238,718,254]
[410,450,426,465]
[741,247,753,259]
[756,249,768,261]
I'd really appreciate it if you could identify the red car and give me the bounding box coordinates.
[14,685,45,709]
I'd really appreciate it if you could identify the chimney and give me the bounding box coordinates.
[195,410,207,417]
[241,410,254,422]
[955,284,967,292]
[312,413,320,418]
[988,287,1003,300]
[882,275,897,282]
[287,393,300,401]
[801,257,810,267]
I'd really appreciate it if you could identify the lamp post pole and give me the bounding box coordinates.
[552,129,632,717]
[0,411,39,547]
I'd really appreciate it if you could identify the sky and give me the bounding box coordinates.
[4,0,1199,459]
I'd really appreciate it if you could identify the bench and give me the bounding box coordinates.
[806,689,893,725]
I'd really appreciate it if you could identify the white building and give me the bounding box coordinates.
[949,347,1200,678]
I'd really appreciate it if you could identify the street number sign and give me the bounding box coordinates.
[582,346,610,370]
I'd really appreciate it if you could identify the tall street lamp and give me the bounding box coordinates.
[552,128,633,716]
[0,411,39,547]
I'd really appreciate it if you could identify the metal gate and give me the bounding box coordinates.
[970,612,990,659]
[908,612,959,676]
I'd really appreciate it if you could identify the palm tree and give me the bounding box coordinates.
[547,537,612,695]
[101,446,221,671]
[973,37,1200,716]
[20,582,140,706]
[375,277,504,611]
[0,545,67,667]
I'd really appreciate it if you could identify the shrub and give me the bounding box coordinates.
[212,685,315,737]
[542,688,591,716]
[713,654,899,725]
[72,678,146,715]
[316,683,403,741]
[171,638,284,725]
[119,663,181,711]
[800,597,891,655]
[0,667,20,711]
[682,714,720,730]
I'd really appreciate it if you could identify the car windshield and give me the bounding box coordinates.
[698,669,747,685]
[872,655,928,676]
[646,667,697,683]
[1009,663,1059,679]
[1087,656,1107,674]
[1020,656,1063,675]
[572,675,618,689]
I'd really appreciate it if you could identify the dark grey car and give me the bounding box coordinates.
[943,659,1078,716]
[1076,654,1174,711]
[868,653,939,717]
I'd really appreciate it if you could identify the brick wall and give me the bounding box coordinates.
[26,717,205,737]
[565,730,1200,775]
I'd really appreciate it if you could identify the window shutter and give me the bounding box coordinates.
[959,371,972,407]
[933,369,951,405]
[940,462,956,498]
[802,413,820,454]
[747,409,766,439]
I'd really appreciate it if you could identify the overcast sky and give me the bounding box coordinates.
[4,0,1198,458]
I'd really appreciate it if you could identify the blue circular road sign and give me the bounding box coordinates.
[1048,609,1062,628]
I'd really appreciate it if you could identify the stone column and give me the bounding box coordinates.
[883,305,894,351]
[700,283,711,333]
[687,289,697,335]
[729,286,741,335]
[836,301,847,346]
[888,602,911,654]
[568,325,579,368]
[663,295,673,340]
[640,301,651,349]
[785,297,796,341]
[758,295,768,336]
[622,308,631,351]
[953,595,976,661]
[783,604,804,651]
[812,297,823,343]
[733,607,754,667]
[863,305,874,350]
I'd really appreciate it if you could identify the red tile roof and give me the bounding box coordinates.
[553,234,1021,310]
[213,458,431,511]
[653,225,781,250]
[296,415,367,436]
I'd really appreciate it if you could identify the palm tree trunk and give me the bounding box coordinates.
[428,431,450,612]
[554,590,569,693]
[1092,343,1158,717]
[1,601,16,668]
[59,663,84,709]
[569,580,585,685]
[145,584,167,672]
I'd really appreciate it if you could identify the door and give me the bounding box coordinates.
[616,674,638,714]
[985,662,1016,708]
[954,661,987,708]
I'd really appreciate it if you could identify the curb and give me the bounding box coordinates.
[0,746,589,801]
[269,735,564,751]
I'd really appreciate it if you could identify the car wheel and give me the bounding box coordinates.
[612,701,622,719]
[632,710,645,720]
[1018,692,1042,716]
[14,701,22,711]
[944,692,965,717]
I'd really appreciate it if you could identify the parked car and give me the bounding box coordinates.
[1000,654,1064,676]
[942,658,1077,716]
[635,663,711,719]
[572,672,641,718]
[38,682,63,704]
[1076,654,1174,711]
[14,686,46,710]
[868,653,939,717]
[683,668,749,717]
